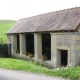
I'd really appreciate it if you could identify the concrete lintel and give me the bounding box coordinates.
[50,33,62,35]
[57,46,69,50]
[50,32,80,35]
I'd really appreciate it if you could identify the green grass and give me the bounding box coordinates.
[0,58,80,79]
[0,20,16,42]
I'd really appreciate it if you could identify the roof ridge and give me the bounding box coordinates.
[7,6,80,34]
[19,6,80,20]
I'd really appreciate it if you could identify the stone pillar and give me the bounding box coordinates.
[34,33,42,59]
[50,33,59,68]
[11,34,17,55]
[19,34,26,55]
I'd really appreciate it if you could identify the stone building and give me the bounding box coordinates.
[6,7,80,68]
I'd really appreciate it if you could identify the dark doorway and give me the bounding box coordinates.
[17,35,20,51]
[42,33,51,60]
[26,34,34,55]
[61,50,68,66]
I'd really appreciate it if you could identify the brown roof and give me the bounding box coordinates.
[7,7,80,34]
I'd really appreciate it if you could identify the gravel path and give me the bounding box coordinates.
[0,68,68,80]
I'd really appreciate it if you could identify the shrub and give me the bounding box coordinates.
[0,43,8,57]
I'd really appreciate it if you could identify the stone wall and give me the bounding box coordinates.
[73,35,80,65]
[7,32,80,68]
[51,32,80,68]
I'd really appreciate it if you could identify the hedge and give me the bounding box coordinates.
[0,43,8,57]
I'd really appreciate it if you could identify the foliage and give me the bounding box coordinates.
[0,20,16,42]
[41,55,48,60]
[15,50,20,53]
[0,43,8,57]
[23,52,34,58]
[0,58,80,79]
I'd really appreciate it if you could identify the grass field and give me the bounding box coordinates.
[0,58,80,79]
[0,20,16,42]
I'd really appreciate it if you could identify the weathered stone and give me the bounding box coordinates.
[70,45,75,50]
[76,45,80,50]
[11,35,17,54]
[69,40,79,45]
[7,32,80,68]
[20,34,26,55]
[34,33,42,59]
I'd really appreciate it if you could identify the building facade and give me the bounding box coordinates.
[6,7,80,68]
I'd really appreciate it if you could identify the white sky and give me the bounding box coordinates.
[0,0,80,20]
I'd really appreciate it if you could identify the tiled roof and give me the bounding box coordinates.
[7,7,80,34]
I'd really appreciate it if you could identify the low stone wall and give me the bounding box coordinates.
[12,53,54,69]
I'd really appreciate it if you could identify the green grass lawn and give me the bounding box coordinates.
[0,20,16,42]
[0,58,80,79]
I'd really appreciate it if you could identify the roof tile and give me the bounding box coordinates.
[7,7,80,34]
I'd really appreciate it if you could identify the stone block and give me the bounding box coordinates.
[51,42,56,46]
[70,45,75,50]
[69,40,78,45]
[76,45,80,50]
[76,36,80,40]
[72,35,80,40]
[72,36,76,40]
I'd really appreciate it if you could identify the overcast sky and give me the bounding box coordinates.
[0,0,80,20]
